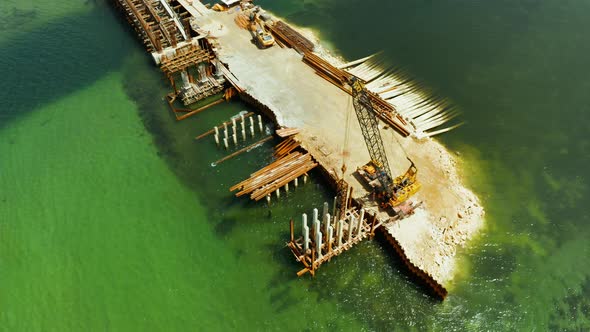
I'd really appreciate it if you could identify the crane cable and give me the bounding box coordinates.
[341,91,353,177]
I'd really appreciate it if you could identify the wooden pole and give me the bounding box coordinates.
[212,136,273,165]
[370,214,377,239]
[290,218,294,243]
[176,97,225,121]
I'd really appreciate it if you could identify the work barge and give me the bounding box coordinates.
[112,0,484,300]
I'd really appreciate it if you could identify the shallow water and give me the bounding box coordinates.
[1,0,589,331]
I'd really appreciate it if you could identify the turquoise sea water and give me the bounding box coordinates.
[1,0,588,330]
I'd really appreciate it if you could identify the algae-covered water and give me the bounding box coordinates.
[1,0,588,330]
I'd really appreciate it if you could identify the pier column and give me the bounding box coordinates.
[303,225,310,253]
[303,174,308,184]
[322,202,329,224]
[181,70,190,88]
[285,182,289,193]
[275,188,280,199]
[337,220,344,248]
[257,115,263,133]
[302,213,309,252]
[312,208,320,244]
[232,125,238,145]
[316,229,323,259]
[223,137,229,150]
[198,63,208,83]
[347,217,354,242]
[214,59,222,78]
[266,194,271,205]
[214,133,220,146]
[224,124,228,140]
[214,126,219,137]
[313,208,319,227]
[294,177,298,187]
[241,128,246,141]
[332,196,337,221]
[249,117,255,137]
[324,213,330,242]
[327,225,333,253]
[357,209,365,237]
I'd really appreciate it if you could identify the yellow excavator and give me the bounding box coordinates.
[249,10,274,48]
[350,77,420,209]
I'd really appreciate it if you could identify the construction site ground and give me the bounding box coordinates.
[192,6,484,288]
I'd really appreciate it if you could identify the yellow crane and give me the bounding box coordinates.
[348,77,421,210]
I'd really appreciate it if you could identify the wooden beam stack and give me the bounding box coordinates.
[267,21,315,54]
[230,152,317,201]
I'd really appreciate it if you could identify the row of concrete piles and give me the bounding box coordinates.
[213,113,265,149]
[288,201,378,277]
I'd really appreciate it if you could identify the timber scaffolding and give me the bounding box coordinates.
[113,0,232,113]
[112,0,195,54]
[288,202,379,277]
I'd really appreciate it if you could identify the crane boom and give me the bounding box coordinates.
[350,77,393,191]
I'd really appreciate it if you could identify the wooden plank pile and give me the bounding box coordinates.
[267,21,315,54]
[302,52,351,90]
[275,127,300,138]
[273,137,300,158]
[230,151,317,201]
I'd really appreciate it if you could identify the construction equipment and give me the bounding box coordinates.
[350,77,421,209]
[249,9,274,48]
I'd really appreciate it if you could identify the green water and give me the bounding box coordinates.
[1,0,589,331]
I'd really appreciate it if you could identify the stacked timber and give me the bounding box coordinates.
[273,137,300,158]
[275,127,300,138]
[300,52,411,137]
[302,52,351,90]
[267,21,315,54]
[230,152,317,201]
[343,56,463,138]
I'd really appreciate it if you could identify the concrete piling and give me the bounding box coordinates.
[327,225,333,253]
[257,115,263,133]
[332,196,337,221]
[337,220,344,248]
[324,213,331,242]
[357,209,365,237]
[322,202,329,225]
[347,217,354,242]
[316,230,323,259]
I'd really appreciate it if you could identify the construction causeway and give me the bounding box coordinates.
[112,0,485,300]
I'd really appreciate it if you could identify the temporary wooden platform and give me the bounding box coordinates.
[113,0,194,53]
[287,203,379,277]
